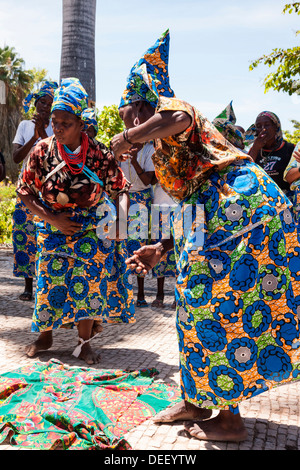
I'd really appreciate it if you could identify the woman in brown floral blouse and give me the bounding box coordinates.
[17,78,130,365]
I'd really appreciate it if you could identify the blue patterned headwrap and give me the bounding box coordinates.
[51,77,89,118]
[119,29,175,109]
[23,80,58,113]
[81,107,98,134]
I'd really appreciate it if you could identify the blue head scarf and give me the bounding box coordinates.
[81,107,98,134]
[51,77,89,117]
[23,80,58,113]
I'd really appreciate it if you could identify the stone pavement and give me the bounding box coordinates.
[0,245,300,451]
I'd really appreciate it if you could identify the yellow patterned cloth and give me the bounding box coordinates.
[152,97,250,202]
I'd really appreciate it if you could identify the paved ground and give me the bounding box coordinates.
[0,244,300,451]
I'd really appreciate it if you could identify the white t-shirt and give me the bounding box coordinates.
[153,183,177,205]
[13,119,53,173]
[121,142,155,192]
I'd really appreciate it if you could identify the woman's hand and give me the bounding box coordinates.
[110,132,133,161]
[32,113,48,140]
[126,245,163,275]
[253,129,269,150]
[293,149,300,163]
[51,212,82,236]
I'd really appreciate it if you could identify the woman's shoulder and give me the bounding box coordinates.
[89,136,108,153]
[18,119,34,126]
[282,140,296,157]
[157,96,194,115]
[32,136,54,154]
[16,119,34,133]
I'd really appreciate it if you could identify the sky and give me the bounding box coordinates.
[1,0,300,132]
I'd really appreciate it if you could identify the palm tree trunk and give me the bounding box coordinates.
[60,0,96,103]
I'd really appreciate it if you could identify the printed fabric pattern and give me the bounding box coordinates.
[152,97,251,203]
[172,159,300,412]
[0,359,181,450]
[12,197,37,278]
[32,195,135,332]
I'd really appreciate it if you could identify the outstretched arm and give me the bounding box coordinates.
[126,238,174,275]
[110,110,191,160]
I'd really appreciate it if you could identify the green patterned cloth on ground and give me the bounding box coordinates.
[0,359,180,450]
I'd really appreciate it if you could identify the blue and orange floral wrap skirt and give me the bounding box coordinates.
[12,197,37,278]
[172,160,300,413]
[31,194,134,333]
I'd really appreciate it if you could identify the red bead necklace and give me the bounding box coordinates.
[57,132,89,175]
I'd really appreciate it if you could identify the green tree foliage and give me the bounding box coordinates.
[0,45,33,107]
[284,119,300,144]
[249,3,300,95]
[0,183,16,243]
[96,104,124,146]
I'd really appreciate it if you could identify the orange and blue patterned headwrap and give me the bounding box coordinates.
[82,107,98,134]
[23,80,58,113]
[213,101,245,149]
[51,77,89,118]
[119,29,175,109]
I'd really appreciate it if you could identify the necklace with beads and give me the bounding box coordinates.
[57,132,89,175]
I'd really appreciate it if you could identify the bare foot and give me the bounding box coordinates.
[25,331,53,357]
[153,400,212,423]
[184,410,248,442]
[151,298,165,309]
[91,320,103,337]
[79,343,101,365]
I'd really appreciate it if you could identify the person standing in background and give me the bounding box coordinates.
[12,81,58,301]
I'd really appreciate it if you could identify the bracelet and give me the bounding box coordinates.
[123,129,134,145]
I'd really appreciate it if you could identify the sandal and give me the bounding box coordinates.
[151,298,165,309]
[136,299,148,308]
[19,291,33,301]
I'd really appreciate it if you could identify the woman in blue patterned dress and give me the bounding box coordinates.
[111,30,300,442]
[118,139,156,307]
[17,78,131,365]
[82,108,135,326]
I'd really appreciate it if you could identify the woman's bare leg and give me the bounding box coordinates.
[25,330,53,357]
[77,319,101,365]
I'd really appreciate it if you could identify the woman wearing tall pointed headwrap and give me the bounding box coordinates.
[212,101,246,151]
[12,81,58,301]
[111,31,300,442]
[119,30,177,309]
[17,78,131,365]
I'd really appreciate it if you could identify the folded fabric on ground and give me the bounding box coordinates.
[0,359,181,450]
